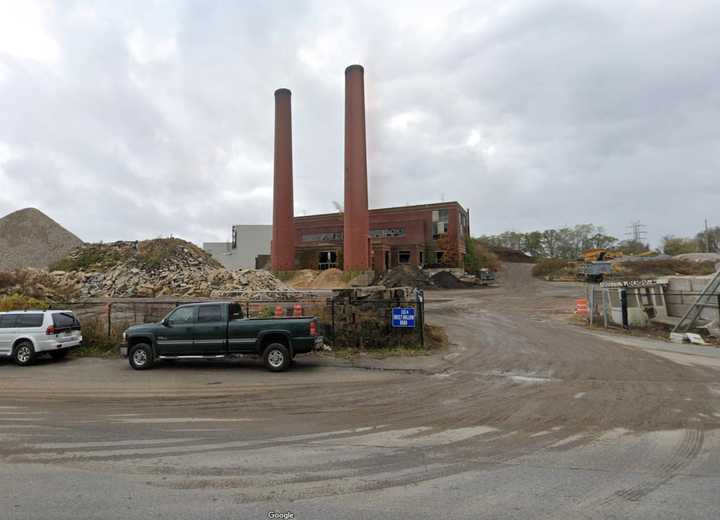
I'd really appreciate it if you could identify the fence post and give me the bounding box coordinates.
[106,303,113,338]
[330,298,336,345]
[602,289,609,328]
[620,290,629,329]
[417,290,425,349]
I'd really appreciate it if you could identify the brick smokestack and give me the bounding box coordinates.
[271,88,295,271]
[343,65,370,271]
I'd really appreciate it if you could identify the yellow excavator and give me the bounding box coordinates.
[581,248,623,263]
[577,249,623,283]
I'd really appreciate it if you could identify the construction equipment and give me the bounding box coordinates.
[577,261,613,283]
[581,248,623,263]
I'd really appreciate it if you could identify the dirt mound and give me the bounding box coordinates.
[284,268,352,289]
[674,252,720,263]
[374,265,434,289]
[0,208,83,270]
[489,246,535,263]
[431,270,469,289]
[312,268,349,289]
[611,258,717,278]
[284,269,319,289]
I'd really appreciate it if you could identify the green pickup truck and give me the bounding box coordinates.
[120,302,322,372]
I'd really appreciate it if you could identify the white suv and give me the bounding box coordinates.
[0,310,82,366]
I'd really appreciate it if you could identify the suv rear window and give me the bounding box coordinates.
[52,312,79,330]
[0,314,18,328]
[15,314,44,328]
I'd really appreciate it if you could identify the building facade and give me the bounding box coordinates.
[293,201,469,272]
[203,225,272,270]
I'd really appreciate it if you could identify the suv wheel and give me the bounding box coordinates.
[13,341,35,366]
[263,343,290,372]
[129,343,154,370]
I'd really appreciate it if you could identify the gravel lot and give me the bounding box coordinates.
[1,264,719,519]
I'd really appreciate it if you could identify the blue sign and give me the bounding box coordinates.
[391,307,416,328]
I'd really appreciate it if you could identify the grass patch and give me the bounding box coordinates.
[49,243,124,271]
[324,323,448,358]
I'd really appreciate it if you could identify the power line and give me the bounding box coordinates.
[625,220,647,243]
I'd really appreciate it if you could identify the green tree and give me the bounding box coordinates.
[617,239,650,255]
[661,235,700,256]
[695,226,720,253]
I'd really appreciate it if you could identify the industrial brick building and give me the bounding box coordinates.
[294,202,469,271]
[268,64,469,273]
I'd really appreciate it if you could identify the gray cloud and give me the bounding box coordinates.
[0,0,719,246]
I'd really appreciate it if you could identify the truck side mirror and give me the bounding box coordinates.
[162,318,170,327]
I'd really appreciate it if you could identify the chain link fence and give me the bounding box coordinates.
[51,291,426,350]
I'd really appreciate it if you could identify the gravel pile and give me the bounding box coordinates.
[0,208,83,270]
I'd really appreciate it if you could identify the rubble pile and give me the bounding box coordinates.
[0,268,78,300]
[1,239,290,299]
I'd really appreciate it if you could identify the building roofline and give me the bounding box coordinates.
[294,201,466,221]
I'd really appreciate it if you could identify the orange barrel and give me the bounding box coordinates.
[293,303,302,317]
[575,298,588,315]
[274,305,284,317]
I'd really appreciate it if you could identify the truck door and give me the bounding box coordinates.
[157,306,198,355]
[194,304,227,355]
[227,305,257,354]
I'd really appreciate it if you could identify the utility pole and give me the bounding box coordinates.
[625,220,648,244]
[705,218,710,253]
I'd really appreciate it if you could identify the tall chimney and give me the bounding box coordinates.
[271,88,295,271]
[343,65,370,271]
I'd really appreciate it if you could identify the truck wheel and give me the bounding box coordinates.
[12,341,35,366]
[129,343,154,370]
[263,343,290,372]
[49,349,69,360]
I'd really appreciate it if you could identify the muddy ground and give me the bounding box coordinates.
[1,264,719,519]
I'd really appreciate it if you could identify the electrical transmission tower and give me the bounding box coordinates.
[625,220,648,243]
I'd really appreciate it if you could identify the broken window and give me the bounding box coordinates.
[398,251,411,264]
[432,208,449,238]
[318,250,338,270]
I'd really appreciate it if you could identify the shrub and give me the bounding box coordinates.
[0,294,48,311]
[74,317,124,357]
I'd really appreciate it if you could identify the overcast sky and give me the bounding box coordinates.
[1,0,718,246]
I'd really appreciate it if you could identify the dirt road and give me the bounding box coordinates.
[1,264,719,519]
